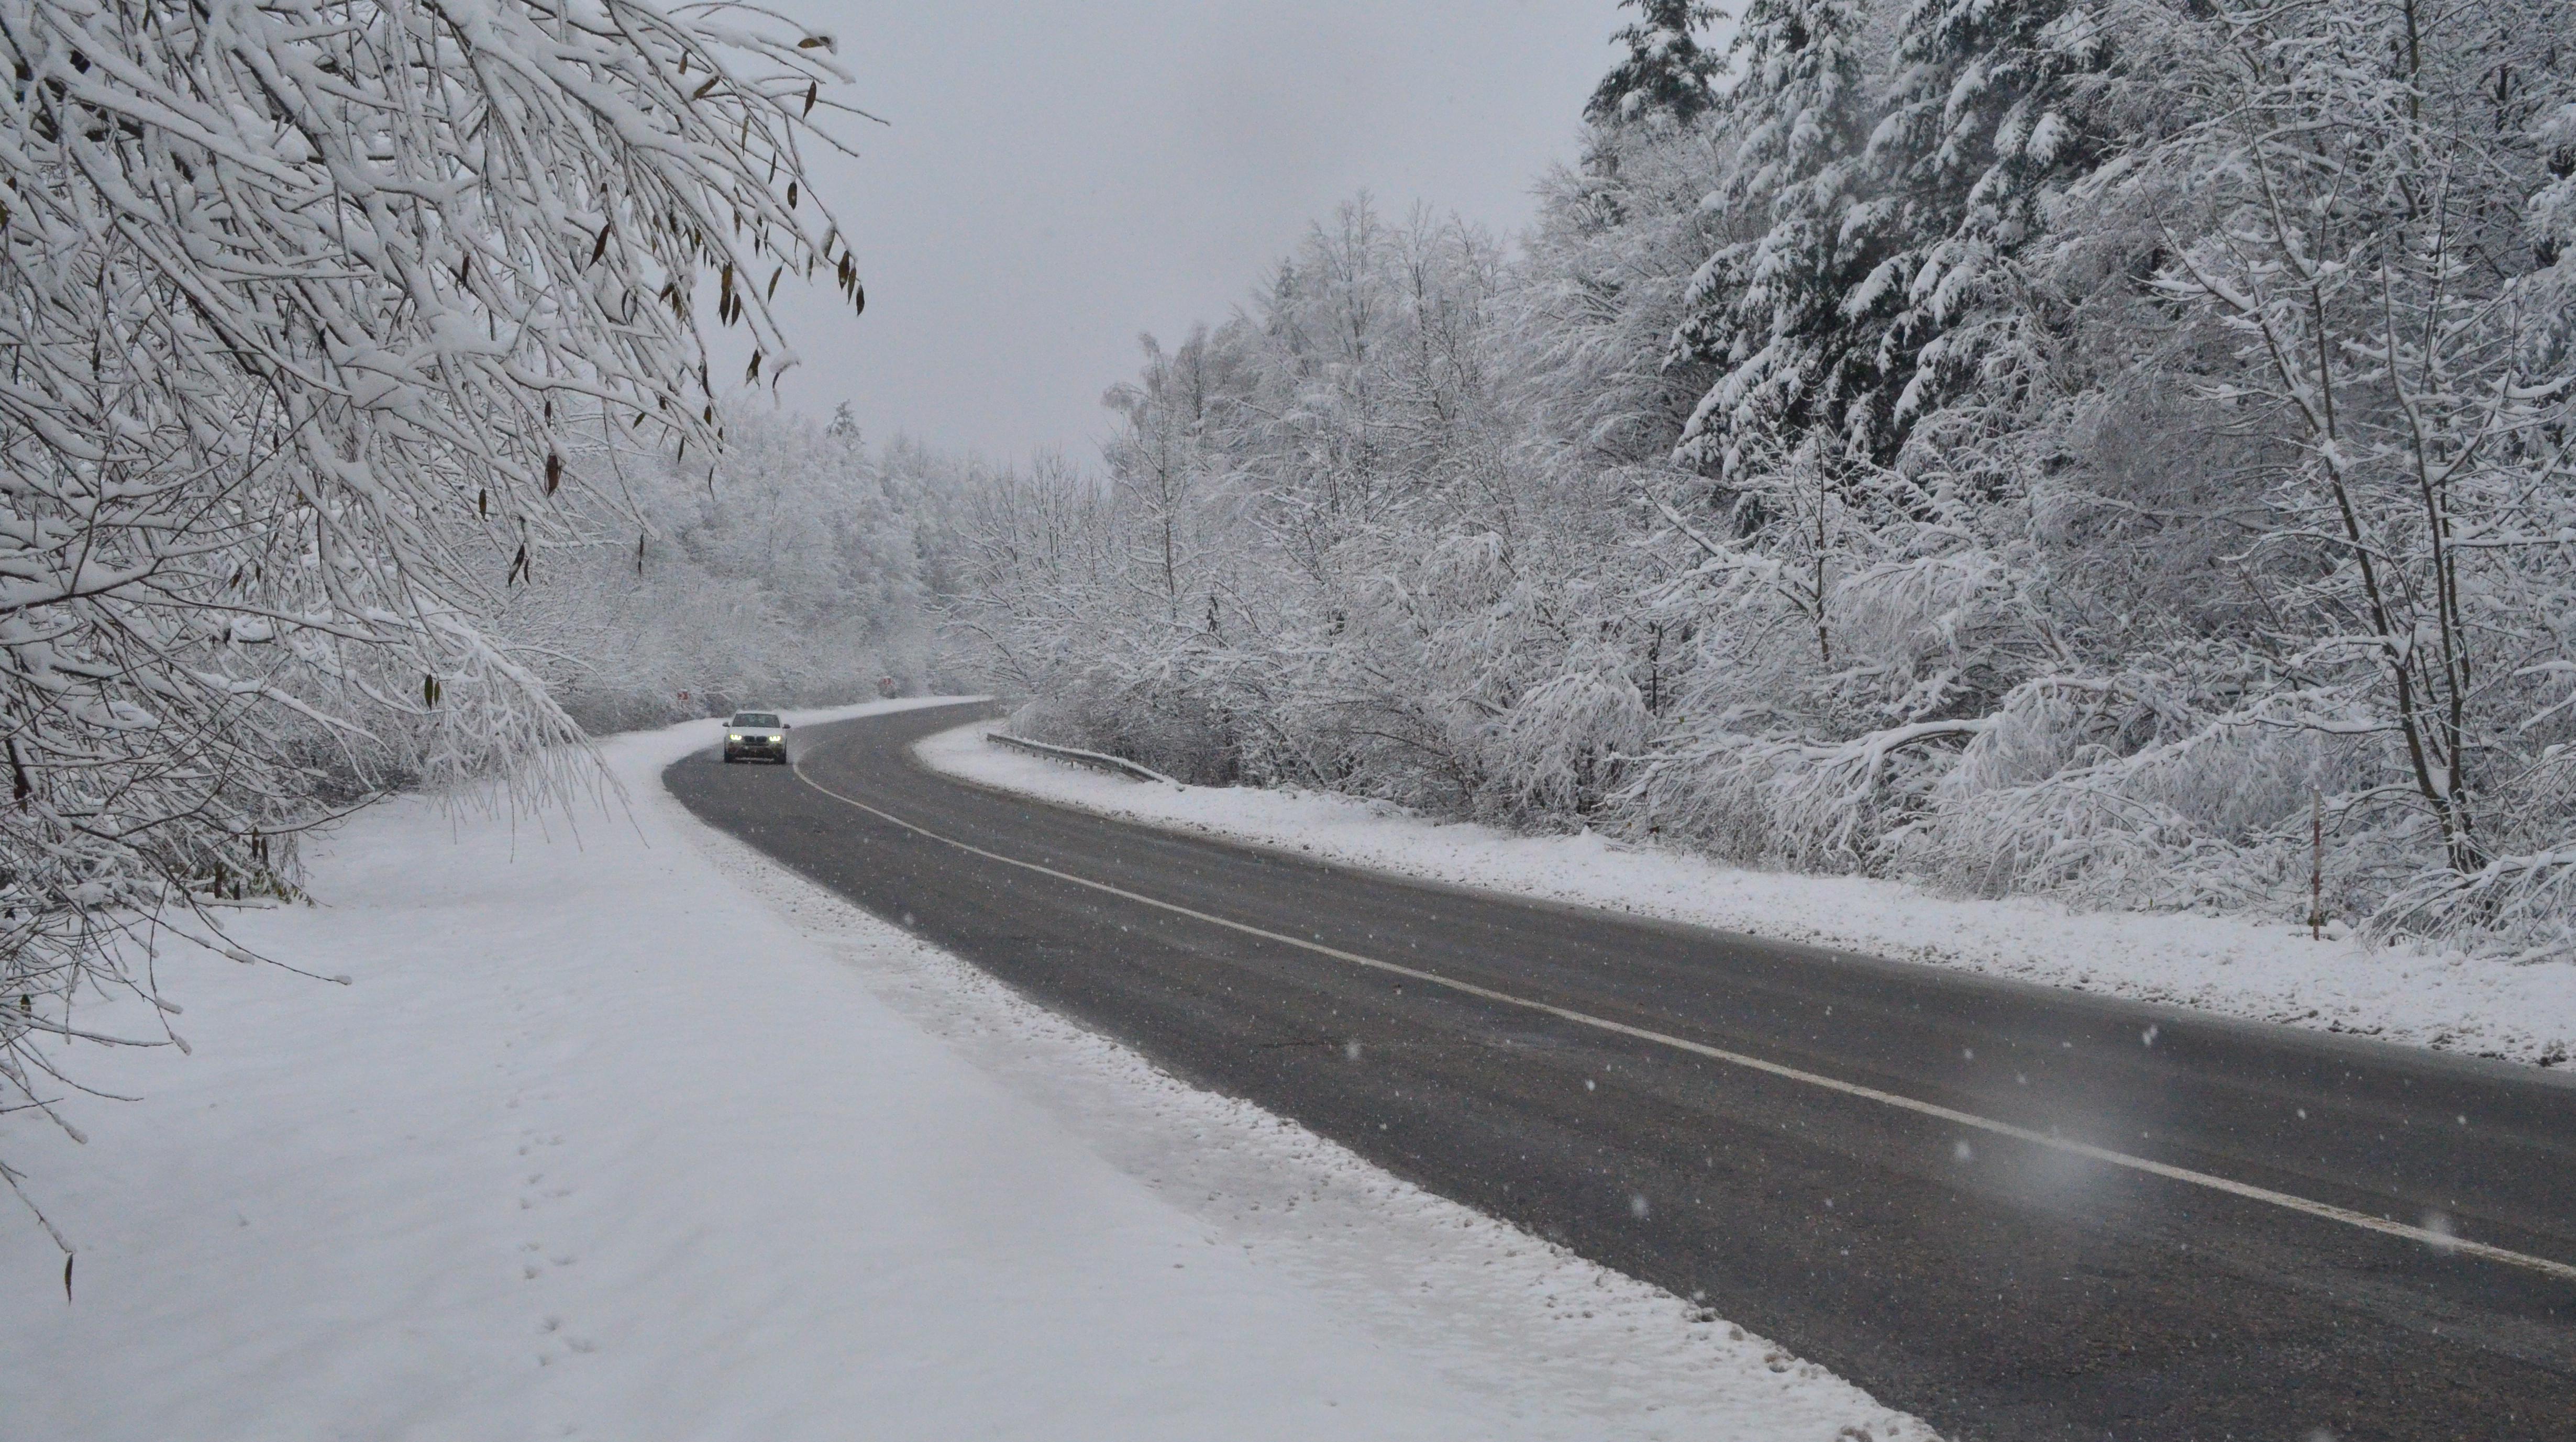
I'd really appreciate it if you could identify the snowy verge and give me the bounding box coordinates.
[916,723,2576,1069]
[0,700,1929,1442]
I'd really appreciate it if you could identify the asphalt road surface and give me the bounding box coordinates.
[667,701,2576,1440]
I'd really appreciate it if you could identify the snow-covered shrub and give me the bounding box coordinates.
[1487,656,1654,821]
[1906,680,2353,911]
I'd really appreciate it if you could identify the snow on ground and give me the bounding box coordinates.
[919,723,2576,1069]
[0,700,1928,1442]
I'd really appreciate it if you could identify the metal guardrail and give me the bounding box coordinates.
[985,731,1185,787]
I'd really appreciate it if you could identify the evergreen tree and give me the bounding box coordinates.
[1853,0,2120,446]
[1668,0,1887,476]
[1586,1,1726,127]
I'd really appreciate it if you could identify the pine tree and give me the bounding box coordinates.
[1668,0,1886,476]
[1852,0,2119,446]
[1586,1,1726,127]
[827,401,865,443]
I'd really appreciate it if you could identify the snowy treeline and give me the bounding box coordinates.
[497,404,963,733]
[947,0,2576,960]
[0,0,857,1231]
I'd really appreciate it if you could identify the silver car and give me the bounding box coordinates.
[722,711,790,763]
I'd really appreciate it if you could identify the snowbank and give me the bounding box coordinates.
[0,701,1927,1441]
[918,723,2576,1068]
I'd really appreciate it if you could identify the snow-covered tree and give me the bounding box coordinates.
[0,0,861,1240]
[1586,1,1726,128]
[1518,120,1737,470]
[2071,0,2576,947]
[1670,0,1892,475]
[1855,0,2121,446]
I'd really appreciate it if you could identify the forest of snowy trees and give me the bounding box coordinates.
[7,0,2575,1234]
[948,0,2576,960]
[499,403,966,734]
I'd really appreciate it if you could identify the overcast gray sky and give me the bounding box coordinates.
[737,2,1623,463]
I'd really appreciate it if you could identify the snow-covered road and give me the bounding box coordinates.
[0,701,1925,1441]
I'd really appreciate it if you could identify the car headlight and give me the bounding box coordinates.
[728,734,743,741]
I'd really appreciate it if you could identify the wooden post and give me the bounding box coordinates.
[2309,787,2325,941]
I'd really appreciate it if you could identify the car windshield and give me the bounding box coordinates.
[731,713,780,728]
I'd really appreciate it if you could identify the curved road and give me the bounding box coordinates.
[668,702,2576,1440]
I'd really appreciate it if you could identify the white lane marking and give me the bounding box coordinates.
[790,754,2576,1285]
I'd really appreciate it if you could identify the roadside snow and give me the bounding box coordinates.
[0,700,1929,1442]
[917,723,2576,1069]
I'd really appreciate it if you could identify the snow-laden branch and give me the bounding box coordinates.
[0,0,865,1240]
